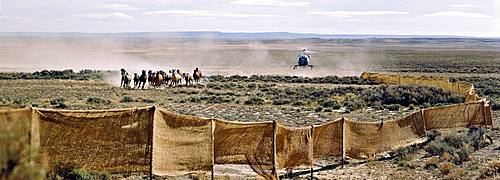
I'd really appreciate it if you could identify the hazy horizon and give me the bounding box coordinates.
[1,0,499,37]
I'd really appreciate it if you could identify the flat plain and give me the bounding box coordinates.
[0,37,499,179]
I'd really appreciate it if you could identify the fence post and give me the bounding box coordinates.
[310,125,314,179]
[272,120,277,179]
[341,117,345,168]
[211,119,215,180]
[421,109,427,132]
[149,106,155,179]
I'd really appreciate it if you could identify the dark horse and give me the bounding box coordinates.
[133,73,139,88]
[120,68,127,88]
[138,70,148,89]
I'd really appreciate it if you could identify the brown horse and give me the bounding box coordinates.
[169,69,182,86]
[152,71,164,88]
[193,68,202,84]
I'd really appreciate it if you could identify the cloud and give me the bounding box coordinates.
[71,12,135,20]
[421,11,491,18]
[451,4,477,8]
[99,4,140,11]
[142,10,283,18]
[229,0,310,7]
[308,11,410,18]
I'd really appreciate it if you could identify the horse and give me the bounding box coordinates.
[169,69,182,86]
[120,68,127,88]
[133,73,139,88]
[122,73,132,89]
[152,71,164,88]
[193,67,202,84]
[147,70,154,86]
[138,70,148,90]
[182,73,193,86]
[159,71,171,86]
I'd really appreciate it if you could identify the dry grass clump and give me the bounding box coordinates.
[479,160,500,178]
[446,167,466,180]
[439,162,456,175]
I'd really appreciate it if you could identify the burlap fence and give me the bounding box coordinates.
[0,73,494,179]
[33,107,154,173]
[344,112,426,159]
[275,124,313,169]
[153,107,213,176]
[213,119,276,179]
[361,72,479,102]
[0,101,492,179]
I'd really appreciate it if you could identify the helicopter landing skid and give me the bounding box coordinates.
[293,65,314,70]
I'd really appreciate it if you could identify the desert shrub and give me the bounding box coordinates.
[50,97,67,108]
[425,141,455,156]
[205,75,379,85]
[322,100,341,109]
[426,130,441,141]
[479,161,500,178]
[393,145,417,161]
[314,106,323,112]
[424,157,439,170]
[344,100,365,112]
[1,119,45,179]
[272,98,290,105]
[424,127,489,165]
[188,97,201,103]
[141,98,155,103]
[467,126,489,150]
[50,97,65,105]
[360,85,464,107]
[408,104,416,110]
[244,97,264,105]
[48,166,110,180]
[384,104,401,111]
[439,162,456,175]
[443,134,467,148]
[205,95,233,104]
[120,96,134,102]
[0,69,105,80]
[246,83,256,90]
[447,167,466,179]
[86,97,110,104]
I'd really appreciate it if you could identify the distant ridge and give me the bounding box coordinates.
[0,31,477,39]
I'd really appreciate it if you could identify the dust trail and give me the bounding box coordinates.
[0,36,381,79]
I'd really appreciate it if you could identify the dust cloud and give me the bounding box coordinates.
[0,36,383,83]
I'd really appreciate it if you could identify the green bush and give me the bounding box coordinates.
[272,98,291,105]
[0,69,105,80]
[424,127,490,165]
[384,104,401,111]
[120,96,134,103]
[87,97,110,104]
[322,100,341,109]
[244,97,264,105]
[315,106,323,112]
[50,98,67,109]
[426,130,441,141]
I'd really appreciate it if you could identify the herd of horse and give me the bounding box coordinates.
[120,68,202,89]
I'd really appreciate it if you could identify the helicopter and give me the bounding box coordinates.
[293,49,314,70]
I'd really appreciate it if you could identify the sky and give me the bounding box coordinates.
[0,0,499,37]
